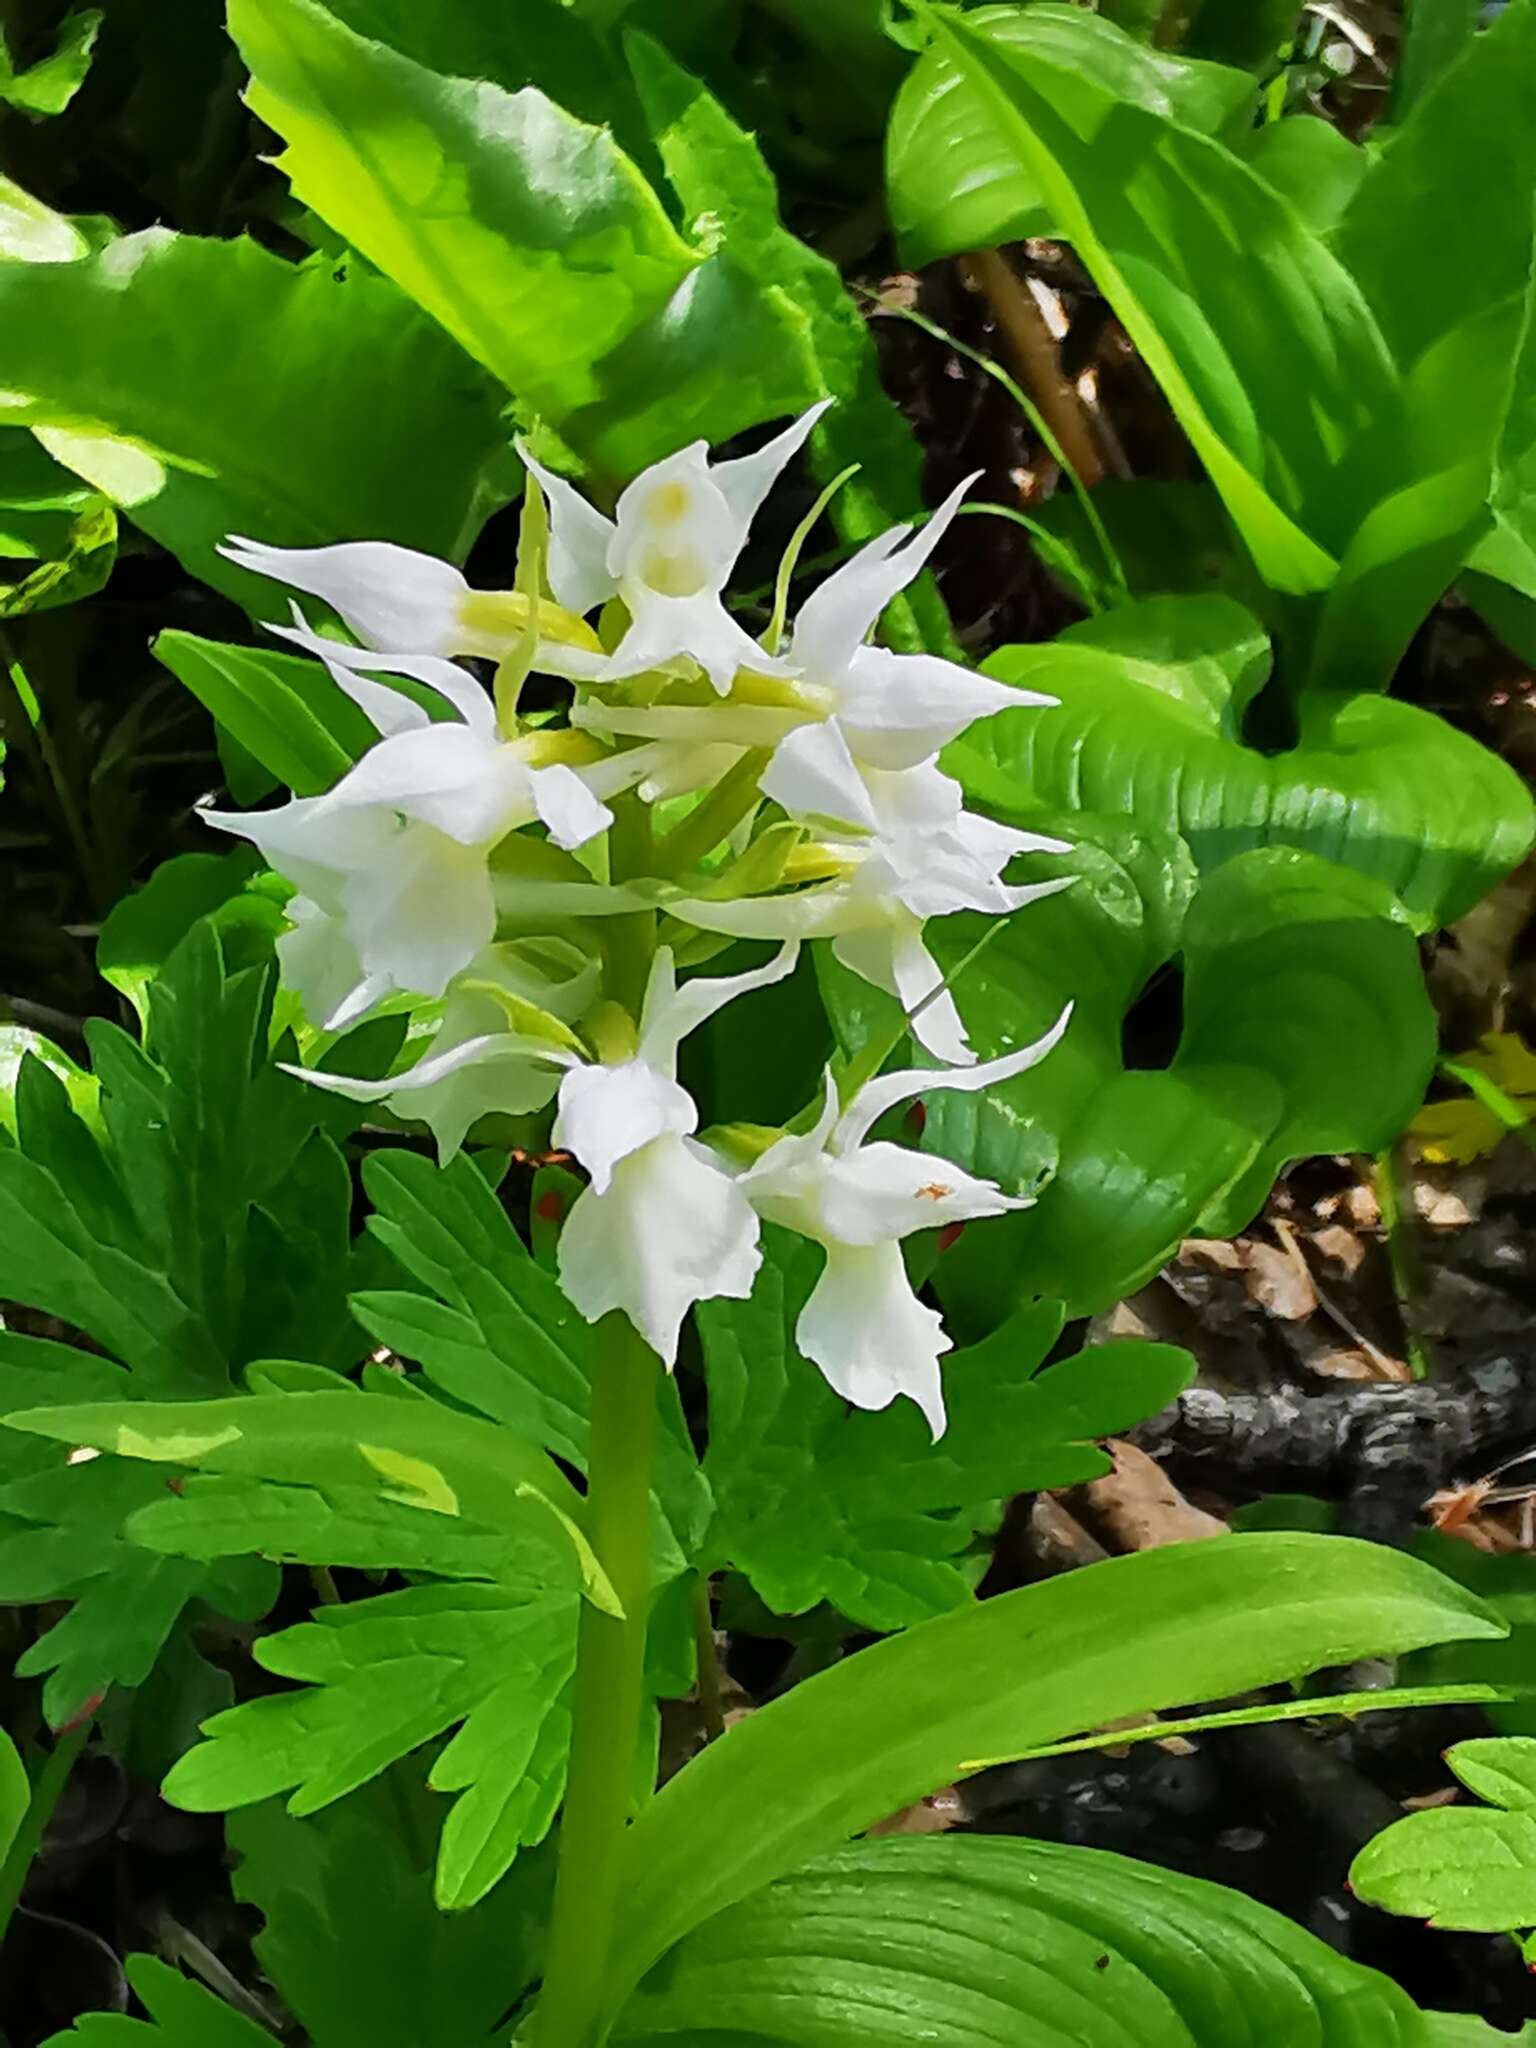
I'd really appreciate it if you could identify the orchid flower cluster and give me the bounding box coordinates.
[207,405,1070,1435]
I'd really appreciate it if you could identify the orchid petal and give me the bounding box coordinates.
[556,1134,761,1367]
[760,720,878,833]
[668,887,859,943]
[272,616,497,737]
[313,724,527,846]
[339,827,495,999]
[637,939,800,1073]
[554,1059,696,1194]
[526,762,613,851]
[517,447,618,616]
[710,400,832,535]
[835,646,1055,770]
[797,1240,949,1438]
[219,536,467,655]
[600,592,794,695]
[837,1001,1074,1149]
[789,473,980,678]
[266,609,432,738]
[832,918,975,1066]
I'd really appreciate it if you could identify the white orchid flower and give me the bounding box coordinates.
[733,1009,1071,1436]
[203,646,618,1027]
[673,728,1071,1065]
[553,942,800,1365]
[519,402,831,693]
[777,473,1056,771]
[280,940,599,1162]
[216,541,601,667]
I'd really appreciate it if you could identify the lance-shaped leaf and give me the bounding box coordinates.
[698,1232,1192,1628]
[595,1533,1500,2018]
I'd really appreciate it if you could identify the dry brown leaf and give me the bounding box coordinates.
[1343,1182,1382,1230]
[1309,1225,1365,1277]
[1179,1238,1243,1271]
[1238,1237,1319,1320]
[869,1786,968,1837]
[1075,1441,1229,1552]
[1411,1180,1473,1229]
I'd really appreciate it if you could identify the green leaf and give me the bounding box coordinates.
[0,1728,28,1867]
[1445,1736,1536,1812]
[1352,1803,1536,1933]
[227,0,697,430]
[0,431,97,560]
[97,851,288,1024]
[1391,0,1482,120]
[959,595,1536,928]
[615,1834,1434,2045]
[887,6,1253,268]
[0,1029,98,1137]
[353,1151,712,1573]
[152,628,374,796]
[39,1955,274,2046]
[626,31,954,654]
[0,8,101,117]
[164,1580,577,1911]
[911,4,1393,594]
[0,172,91,263]
[0,496,115,615]
[227,1785,543,2046]
[1236,115,1367,232]
[698,1231,1191,1627]
[596,1532,1501,2018]
[0,232,509,604]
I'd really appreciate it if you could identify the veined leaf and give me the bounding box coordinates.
[152,631,375,797]
[615,1835,1436,2045]
[958,596,1536,928]
[0,232,509,605]
[887,4,1253,266]
[596,1533,1500,2018]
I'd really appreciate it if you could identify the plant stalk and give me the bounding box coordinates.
[0,1723,90,1948]
[533,1316,660,2048]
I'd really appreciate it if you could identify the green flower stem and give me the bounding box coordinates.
[534,1315,660,2048]
[653,748,771,878]
[603,793,657,1015]
[0,1721,92,1947]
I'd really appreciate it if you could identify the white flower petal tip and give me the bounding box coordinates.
[216,535,468,657]
[796,1242,949,1439]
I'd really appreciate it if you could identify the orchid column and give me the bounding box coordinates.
[203,406,1068,2048]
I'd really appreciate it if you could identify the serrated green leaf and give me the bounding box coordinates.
[614,1835,1433,2046]
[97,850,287,1024]
[354,1151,711,1572]
[0,231,509,604]
[698,1231,1191,1628]
[597,1533,1501,2018]
[164,1580,578,1911]
[1352,1804,1536,1932]
[960,596,1536,928]
[40,1955,275,2046]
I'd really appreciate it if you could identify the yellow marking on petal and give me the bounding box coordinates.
[457,589,602,655]
[638,543,709,598]
[117,1424,240,1463]
[647,480,693,524]
[359,1443,459,1517]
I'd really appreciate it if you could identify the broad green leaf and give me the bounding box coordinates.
[0,432,97,559]
[1237,114,1366,232]
[625,31,955,654]
[615,1835,1434,2045]
[1351,1804,1536,1932]
[40,1955,273,2047]
[0,171,90,262]
[97,850,287,1024]
[227,1786,542,2046]
[165,1580,577,1910]
[887,6,1253,267]
[598,1532,1500,2016]
[960,596,1536,927]
[0,8,100,116]
[1445,1736,1536,1811]
[227,0,697,430]
[0,1028,98,1136]
[1425,2019,1536,2046]
[1391,0,1483,119]
[0,232,509,604]
[698,1232,1191,1627]
[912,5,1393,593]
[0,497,115,614]
[153,629,375,797]
[354,1151,712,1572]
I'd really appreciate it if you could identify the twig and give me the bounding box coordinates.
[691,1575,727,1746]
[1371,1147,1432,1379]
[959,248,1105,488]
